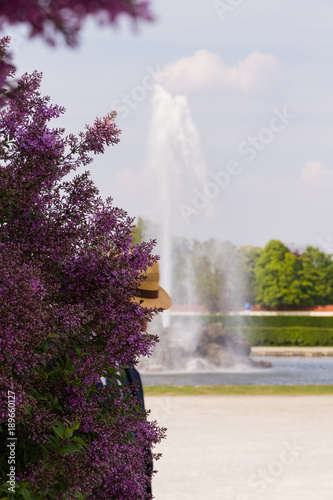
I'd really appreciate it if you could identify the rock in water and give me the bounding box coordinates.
[250,359,272,368]
[205,342,234,368]
[195,322,268,368]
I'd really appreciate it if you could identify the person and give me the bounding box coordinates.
[128,261,172,398]
[126,260,172,496]
[99,260,172,496]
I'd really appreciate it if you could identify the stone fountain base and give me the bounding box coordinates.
[194,322,272,369]
[139,322,272,372]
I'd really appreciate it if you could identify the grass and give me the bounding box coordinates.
[143,385,333,396]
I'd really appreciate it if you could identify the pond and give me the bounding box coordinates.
[141,356,333,386]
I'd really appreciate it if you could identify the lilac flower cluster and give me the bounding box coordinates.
[0,37,15,107]
[0,40,163,499]
[0,0,153,47]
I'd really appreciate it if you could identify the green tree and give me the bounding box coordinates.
[278,251,304,305]
[254,240,291,308]
[131,216,147,245]
[298,246,333,304]
[191,239,242,313]
[171,236,193,305]
[237,245,263,304]
[254,240,333,308]
[193,254,224,313]
[191,239,223,313]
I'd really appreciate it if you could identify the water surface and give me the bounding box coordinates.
[141,356,333,386]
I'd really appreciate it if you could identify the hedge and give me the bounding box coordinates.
[202,314,333,328]
[226,326,333,346]
[170,315,333,346]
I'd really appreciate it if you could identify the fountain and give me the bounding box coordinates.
[144,84,207,328]
[137,85,268,374]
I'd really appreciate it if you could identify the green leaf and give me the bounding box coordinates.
[59,444,80,455]
[19,488,37,500]
[74,492,88,500]
[35,394,48,401]
[72,416,80,431]
[39,444,50,459]
[59,480,68,494]
[72,437,89,449]
[51,425,65,440]
[47,435,60,451]
[23,405,31,415]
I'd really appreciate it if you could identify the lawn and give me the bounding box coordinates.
[144,385,333,396]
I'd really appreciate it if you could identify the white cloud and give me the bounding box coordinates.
[161,50,280,93]
[300,160,333,187]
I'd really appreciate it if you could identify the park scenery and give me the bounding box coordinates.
[1,1,333,500]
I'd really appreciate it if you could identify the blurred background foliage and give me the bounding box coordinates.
[133,218,333,314]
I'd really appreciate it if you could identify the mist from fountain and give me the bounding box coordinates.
[138,85,261,373]
[145,85,207,329]
[136,84,209,371]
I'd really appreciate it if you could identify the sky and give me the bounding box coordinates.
[5,0,333,252]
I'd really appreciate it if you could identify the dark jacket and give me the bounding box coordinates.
[124,367,153,497]
[98,367,153,497]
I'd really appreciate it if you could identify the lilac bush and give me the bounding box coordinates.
[0,39,164,499]
[0,0,153,46]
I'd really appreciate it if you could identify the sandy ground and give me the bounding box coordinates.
[145,395,333,500]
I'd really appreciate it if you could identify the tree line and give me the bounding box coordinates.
[134,219,333,313]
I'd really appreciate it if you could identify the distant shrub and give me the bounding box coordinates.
[171,315,333,346]
[226,327,333,346]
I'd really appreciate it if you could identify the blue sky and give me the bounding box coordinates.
[5,0,333,250]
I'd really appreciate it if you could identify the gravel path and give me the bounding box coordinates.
[146,395,333,500]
